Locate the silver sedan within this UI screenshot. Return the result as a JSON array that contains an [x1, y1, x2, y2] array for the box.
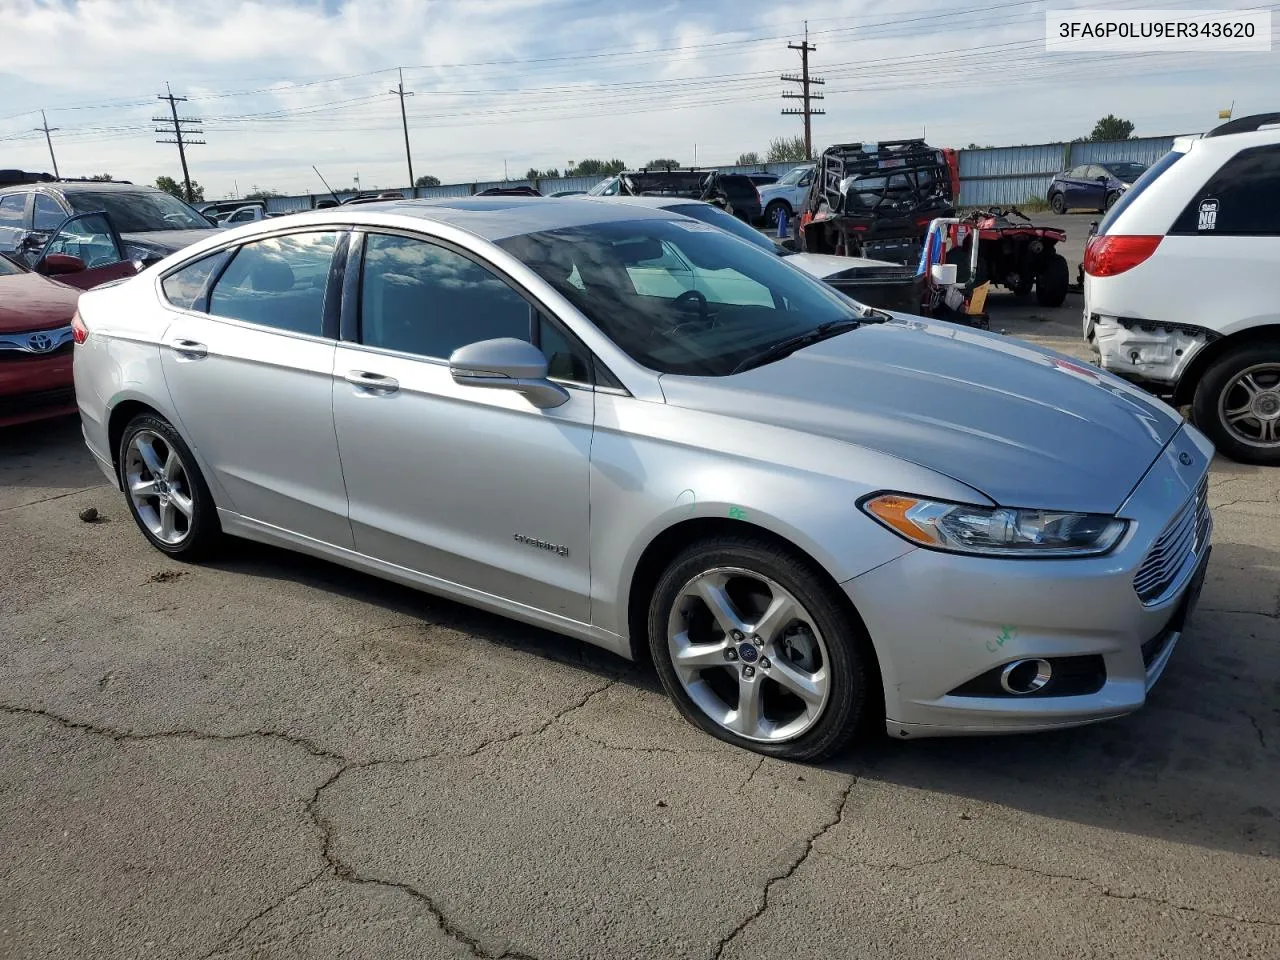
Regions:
[[72, 197, 1213, 760]]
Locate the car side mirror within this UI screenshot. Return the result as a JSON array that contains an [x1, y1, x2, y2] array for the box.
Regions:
[[449, 337, 570, 409], [930, 262, 958, 286], [39, 253, 87, 276]]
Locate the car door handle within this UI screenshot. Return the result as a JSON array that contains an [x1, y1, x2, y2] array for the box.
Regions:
[[345, 370, 399, 394], [169, 338, 207, 359]]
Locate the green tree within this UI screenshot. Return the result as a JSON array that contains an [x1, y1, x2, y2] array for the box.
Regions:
[[737, 151, 762, 166], [766, 135, 810, 163], [645, 157, 681, 170], [243, 186, 282, 200], [155, 175, 204, 203], [524, 167, 560, 179], [86, 173, 114, 181], [569, 158, 626, 176], [1089, 115, 1136, 141], [415, 174, 441, 188]]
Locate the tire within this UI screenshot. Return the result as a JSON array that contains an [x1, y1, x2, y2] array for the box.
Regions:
[[118, 413, 222, 560], [1035, 252, 1070, 307], [1191, 343, 1280, 465], [763, 200, 792, 229], [647, 535, 872, 761], [1104, 191, 1119, 212], [1049, 191, 1067, 214]]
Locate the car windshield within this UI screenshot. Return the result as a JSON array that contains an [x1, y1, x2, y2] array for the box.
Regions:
[[665, 202, 779, 254], [1106, 162, 1148, 183], [497, 217, 862, 377], [0, 252, 25, 275], [778, 166, 811, 186], [587, 177, 620, 197], [65, 191, 212, 232]]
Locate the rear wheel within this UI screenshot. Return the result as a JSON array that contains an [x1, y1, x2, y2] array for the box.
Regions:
[[1192, 344, 1280, 465], [1035, 252, 1070, 307], [763, 200, 792, 229], [119, 414, 222, 560], [648, 535, 872, 760], [1049, 191, 1067, 214], [1104, 191, 1120, 212]]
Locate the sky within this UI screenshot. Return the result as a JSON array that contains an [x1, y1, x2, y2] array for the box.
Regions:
[[1, 0, 1276, 200]]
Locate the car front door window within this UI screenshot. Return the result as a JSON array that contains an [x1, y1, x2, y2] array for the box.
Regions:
[[32, 194, 66, 233]]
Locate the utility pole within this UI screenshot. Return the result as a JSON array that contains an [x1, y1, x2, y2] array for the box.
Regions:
[[389, 68, 415, 195], [155, 83, 204, 202], [781, 22, 825, 158], [34, 110, 60, 179]]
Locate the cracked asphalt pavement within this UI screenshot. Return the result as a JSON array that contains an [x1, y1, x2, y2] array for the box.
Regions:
[[3, 301, 1278, 959]]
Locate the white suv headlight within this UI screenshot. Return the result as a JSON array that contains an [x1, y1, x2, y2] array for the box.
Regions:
[[861, 493, 1127, 557]]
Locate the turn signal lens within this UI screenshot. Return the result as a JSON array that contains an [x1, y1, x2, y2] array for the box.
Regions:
[[71, 311, 88, 344], [861, 493, 1127, 558], [1083, 235, 1161, 277]]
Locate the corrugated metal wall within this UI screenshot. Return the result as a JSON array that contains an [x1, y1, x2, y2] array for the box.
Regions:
[[957, 135, 1183, 207], [254, 135, 1189, 213]]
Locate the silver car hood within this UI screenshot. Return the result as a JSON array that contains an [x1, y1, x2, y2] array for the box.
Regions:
[[786, 252, 898, 279], [659, 317, 1182, 514]]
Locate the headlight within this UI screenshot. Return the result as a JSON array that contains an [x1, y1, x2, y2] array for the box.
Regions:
[[861, 493, 1127, 557]]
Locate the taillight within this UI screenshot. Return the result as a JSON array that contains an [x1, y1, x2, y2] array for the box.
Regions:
[[71, 310, 88, 344], [1083, 235, 1161, 277]]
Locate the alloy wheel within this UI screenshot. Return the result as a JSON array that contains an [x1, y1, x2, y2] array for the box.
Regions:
[[124, 429, 196, 545], [666, 567, 830, 743], [1218, 363, 1280, 449]]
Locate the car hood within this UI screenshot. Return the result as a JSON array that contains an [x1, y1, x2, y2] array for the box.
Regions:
[[121, 229, 220, 259], [758, 182, 794, 202], [786, 252, 915, 281], [0, 272, 80, 333], [659, 317, 1181, 514]]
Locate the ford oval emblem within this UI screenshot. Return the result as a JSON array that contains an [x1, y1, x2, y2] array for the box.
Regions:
[[1178, 451, 1193, 466]]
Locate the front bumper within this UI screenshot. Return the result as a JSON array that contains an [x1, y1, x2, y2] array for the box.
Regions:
[[0, 350, 76, 428], [843, 424, 1214, 738]]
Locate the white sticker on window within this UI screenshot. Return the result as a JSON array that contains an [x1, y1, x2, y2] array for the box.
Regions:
[[669, 220, 721, 232], [1197, 198, 1219, 231]]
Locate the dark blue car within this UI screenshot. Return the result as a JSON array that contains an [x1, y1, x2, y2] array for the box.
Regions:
[[1047, 161, 1148, 214]]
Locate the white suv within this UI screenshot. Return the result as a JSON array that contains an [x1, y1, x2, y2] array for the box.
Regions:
[[1084, 112, 1280, 464], [757, 164, 815, 227]]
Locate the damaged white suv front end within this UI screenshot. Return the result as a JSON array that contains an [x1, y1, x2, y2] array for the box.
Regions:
[[1083, 116, 1280, 465]]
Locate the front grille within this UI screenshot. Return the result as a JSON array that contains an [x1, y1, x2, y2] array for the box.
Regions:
[[0, 386, 76, 419], [0, 342, 72, 362], [1133, 475, 1210, 604]]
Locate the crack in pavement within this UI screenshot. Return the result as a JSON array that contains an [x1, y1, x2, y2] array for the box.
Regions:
[[1240, 709, 1267, 750], [199, 867, 331, 960], [1198, 607, 1279, 620], [736, 757, 766, 795], [711, 776, 856, 960], [0, 485, 106, 513], [810, 848, 1280, 929]]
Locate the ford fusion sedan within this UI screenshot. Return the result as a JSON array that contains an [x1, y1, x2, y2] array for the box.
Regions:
[[73, 197, 1212, 760]]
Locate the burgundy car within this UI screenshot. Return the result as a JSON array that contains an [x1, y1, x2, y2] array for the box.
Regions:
[[0, 213, 139, 427]]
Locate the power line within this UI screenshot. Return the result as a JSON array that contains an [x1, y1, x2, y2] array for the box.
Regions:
[[155, 83, 205, 203], [781, 22, 824, 157]]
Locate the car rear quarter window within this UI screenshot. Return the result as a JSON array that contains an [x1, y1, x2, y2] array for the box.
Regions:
[[162, 249, 233, 312], [208, 232, 340, 335], [33, 194, 66, 231], [358, 233, 533, 359], [1169, 144, 1280, 237], [0, 193, 26, 227]]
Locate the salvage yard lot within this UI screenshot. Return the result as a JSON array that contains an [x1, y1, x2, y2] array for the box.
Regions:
[[2, 275, 1278, 959]]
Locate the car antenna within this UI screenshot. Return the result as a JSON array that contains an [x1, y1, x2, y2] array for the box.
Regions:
[[312, 165, 341, 204]]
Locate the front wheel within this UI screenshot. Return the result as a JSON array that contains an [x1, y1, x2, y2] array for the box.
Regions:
[[764, 200, 792, 229], [1192, 344, 1280, 465], [119, 414, 222, 559], [648, 536, 872, 760], [1049, 191, 1067, 214], [1104, 191, 1120, 212]]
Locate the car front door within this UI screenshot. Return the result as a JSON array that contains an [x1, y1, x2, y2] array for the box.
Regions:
[[33, 212, 139, 289], [158, 228, 354, 548], [331, 230, 594, 621]]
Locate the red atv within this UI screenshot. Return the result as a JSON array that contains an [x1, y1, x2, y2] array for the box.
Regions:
[[938, 207, 1071, 308]]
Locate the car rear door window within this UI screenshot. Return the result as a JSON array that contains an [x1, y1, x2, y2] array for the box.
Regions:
[[208, 231, 340, 335], [162, 249, 233, 311], [33, 194, 66, 232], [0, 194, 26, 227], [1169, 144, 1280, 236], [358, 233, 533, 359]]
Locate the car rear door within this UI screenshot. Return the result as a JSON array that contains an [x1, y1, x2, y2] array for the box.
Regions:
[[330, 229, 595, 621], [158, 228, 355, 548], [0, 193, 29, 257]]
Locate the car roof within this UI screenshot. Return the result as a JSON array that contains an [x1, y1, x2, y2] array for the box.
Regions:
[[270, 195, 689, 241], [0, 180, 160, 196]]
